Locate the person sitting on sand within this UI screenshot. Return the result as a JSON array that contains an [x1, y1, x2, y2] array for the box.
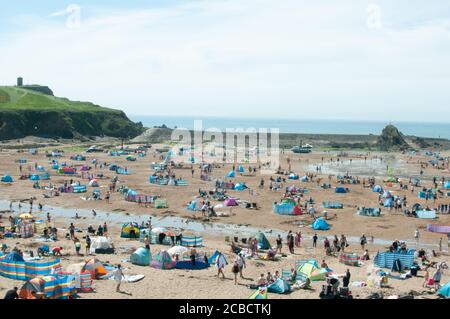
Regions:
[[361, 250, 370, 260], [257, 274, 266, 286], [290, 268, 297, 282], [321, 260, 328, 269], [267, 248, 276, 260], [266, 272, 274, 284], [51, 246, 63, 256], [274, 271, 281, 280]]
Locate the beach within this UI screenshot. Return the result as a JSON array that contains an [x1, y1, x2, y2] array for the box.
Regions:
[[0, 143, 449, 299]]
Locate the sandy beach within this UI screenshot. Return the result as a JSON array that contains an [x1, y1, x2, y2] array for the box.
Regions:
[[0, 143, 449, 299]]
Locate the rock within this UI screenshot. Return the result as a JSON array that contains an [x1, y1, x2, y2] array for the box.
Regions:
[[377, 125, 410, 151]]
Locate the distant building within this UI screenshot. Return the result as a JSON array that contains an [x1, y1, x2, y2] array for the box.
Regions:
[[15, 76, 54, 96]]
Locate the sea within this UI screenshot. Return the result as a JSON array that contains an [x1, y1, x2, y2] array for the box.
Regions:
[[129, 115, 450, 140]]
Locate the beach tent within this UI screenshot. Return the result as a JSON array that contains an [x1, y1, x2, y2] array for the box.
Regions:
[[296, 260, 329, 281], [288, 174, 299, 180], [130, 248, 151, 266], [150, 251, 176, 270], [66, 260, 106, 279], [273, 203, 295, 215], [89, 237, 114, 254], [88, 179, 99, 187], [1, 175, 13, 183], [224, 198, 238, 207], [311, 218, 330, 230], [384, 198, 394, 207], [300, 176, 309, 182], [382, 191, 392, 199], [167, 246, 188, 257], [438, 282, 450, 298], [335, 187, 348, 194], [249, 287, 268, 299], [226, 171, 235, 178], [234, 183, 247, 191], [38, 172, 50, 180], [19, 275, 76, 299], [19, 277, 46, 299], [187, 200, 201, 211], [416, 210, 437, 219], [372, 185, 383, 193], [121, 222, 140, 238], [82, 259, 107, 279], [282, 198, 296, 206], [444, 181, 450, 189], [29, 174, 40, 181], [267, 278, 291, 294], [255, 232, 271, 250], [385, 177, 397, 183], [238, 165, 245, 173], [175, 260, 209, 270], [426, 225, 450, 234]]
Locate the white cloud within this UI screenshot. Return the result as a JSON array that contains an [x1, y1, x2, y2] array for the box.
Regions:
[[1, 0, 450, 122]]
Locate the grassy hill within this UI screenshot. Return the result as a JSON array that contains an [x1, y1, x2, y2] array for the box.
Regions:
[[0, 86, 144, 140]]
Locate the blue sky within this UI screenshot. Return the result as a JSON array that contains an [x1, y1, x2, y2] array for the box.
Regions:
[[1, 0, 450, 122]]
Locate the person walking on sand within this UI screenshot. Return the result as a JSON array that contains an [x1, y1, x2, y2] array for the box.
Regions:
[[276, 235, 282, 254], [235, 253, 246, 279], [343, 269, 351, 288], [295, 232, 302, 248], [215, 252, 226, 279], [85, 235, 91, 256], [69, 223, 75, 240], [114, 264, 126, 292], [313, 233, 318, 248], [232, 261, 239, 285], [414, 228, 420, 248], [360, 234, 367, 251], [423, 268, 430, 288], [288, 232, 295, 254], [74, 238, 81, 256]]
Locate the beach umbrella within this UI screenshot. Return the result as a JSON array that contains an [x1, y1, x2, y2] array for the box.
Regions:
[[151, 227, 166, 234], [167, 246, 188, 257], [19, 213, 34, 219]]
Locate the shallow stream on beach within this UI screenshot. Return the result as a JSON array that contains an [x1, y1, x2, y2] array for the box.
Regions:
[[0, 200, 438, 249]]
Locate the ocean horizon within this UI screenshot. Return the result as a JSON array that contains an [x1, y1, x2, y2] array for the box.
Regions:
[[130, 115, 450, 140]]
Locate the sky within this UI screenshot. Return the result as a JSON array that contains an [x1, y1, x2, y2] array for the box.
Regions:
[[0, 0, 450, 122]]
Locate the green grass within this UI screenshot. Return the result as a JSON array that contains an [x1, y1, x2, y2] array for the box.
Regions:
[[0, 86, 122, 114]]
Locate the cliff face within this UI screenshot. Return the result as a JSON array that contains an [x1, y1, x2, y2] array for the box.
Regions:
[[0, 86, 144, 140]]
